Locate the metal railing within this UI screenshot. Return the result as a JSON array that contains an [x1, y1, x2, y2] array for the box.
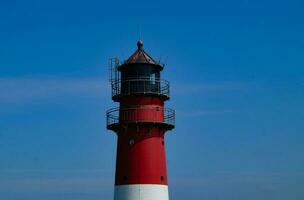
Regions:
[[111, 78, 170, 99], [106, 107, 175, 128]]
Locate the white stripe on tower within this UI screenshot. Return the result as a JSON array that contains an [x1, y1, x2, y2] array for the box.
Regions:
[[114, 184, 169, 200]]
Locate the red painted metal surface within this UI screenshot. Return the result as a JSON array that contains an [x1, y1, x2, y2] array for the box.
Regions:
[[115, 96, 168, 185], [115, 127, 168, 185], [120, 96, 164, 106], [119, 106, 164, 123]]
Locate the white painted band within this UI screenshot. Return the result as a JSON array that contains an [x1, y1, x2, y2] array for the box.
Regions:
[[114, 184, 169, 200]]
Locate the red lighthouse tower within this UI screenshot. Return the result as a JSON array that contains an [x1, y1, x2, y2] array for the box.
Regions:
[[107, 40, 175, 200]]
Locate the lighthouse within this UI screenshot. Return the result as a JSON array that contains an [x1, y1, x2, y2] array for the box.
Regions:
[[106, 40, 175, 200]]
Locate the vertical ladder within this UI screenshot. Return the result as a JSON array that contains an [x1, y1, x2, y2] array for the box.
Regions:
[[108, 58, 120, 97]]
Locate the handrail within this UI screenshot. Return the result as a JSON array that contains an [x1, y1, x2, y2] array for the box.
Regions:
[[111, 78, 170, 99], [106, 107, 175, 128]]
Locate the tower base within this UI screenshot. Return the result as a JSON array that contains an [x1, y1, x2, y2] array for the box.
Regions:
[[114, 184, 169, 200]]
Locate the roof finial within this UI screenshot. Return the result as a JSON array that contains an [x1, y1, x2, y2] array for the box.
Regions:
[[137, 40, 143, 50]]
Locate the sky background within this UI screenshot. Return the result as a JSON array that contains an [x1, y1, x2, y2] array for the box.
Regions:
[[0, 0, 304, 199]]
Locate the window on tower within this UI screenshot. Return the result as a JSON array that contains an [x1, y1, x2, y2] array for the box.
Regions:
[[150, 73, 156, 84]]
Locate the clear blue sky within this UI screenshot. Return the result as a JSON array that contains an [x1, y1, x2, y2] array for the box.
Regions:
[[0, 0, 304, 199]]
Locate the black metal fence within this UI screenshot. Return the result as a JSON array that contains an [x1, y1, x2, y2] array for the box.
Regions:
[[106, 107, 175, 128], [111, 78, 170, 99]]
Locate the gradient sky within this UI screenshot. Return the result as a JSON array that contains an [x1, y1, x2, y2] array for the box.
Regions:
[[1, 0, 304, 199]]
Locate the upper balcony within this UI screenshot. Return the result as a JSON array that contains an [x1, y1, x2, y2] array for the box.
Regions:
[[111, 78, 170, 101]]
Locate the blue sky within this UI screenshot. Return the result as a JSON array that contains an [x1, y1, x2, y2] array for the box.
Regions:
[[0, 0, 304, 199]]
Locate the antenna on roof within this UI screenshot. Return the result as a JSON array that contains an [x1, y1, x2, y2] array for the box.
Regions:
[[138, 25, 142, 41], [137, 25, 144, 50]]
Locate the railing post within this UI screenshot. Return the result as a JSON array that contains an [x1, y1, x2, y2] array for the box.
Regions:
[[128, 80, 130, 95]]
